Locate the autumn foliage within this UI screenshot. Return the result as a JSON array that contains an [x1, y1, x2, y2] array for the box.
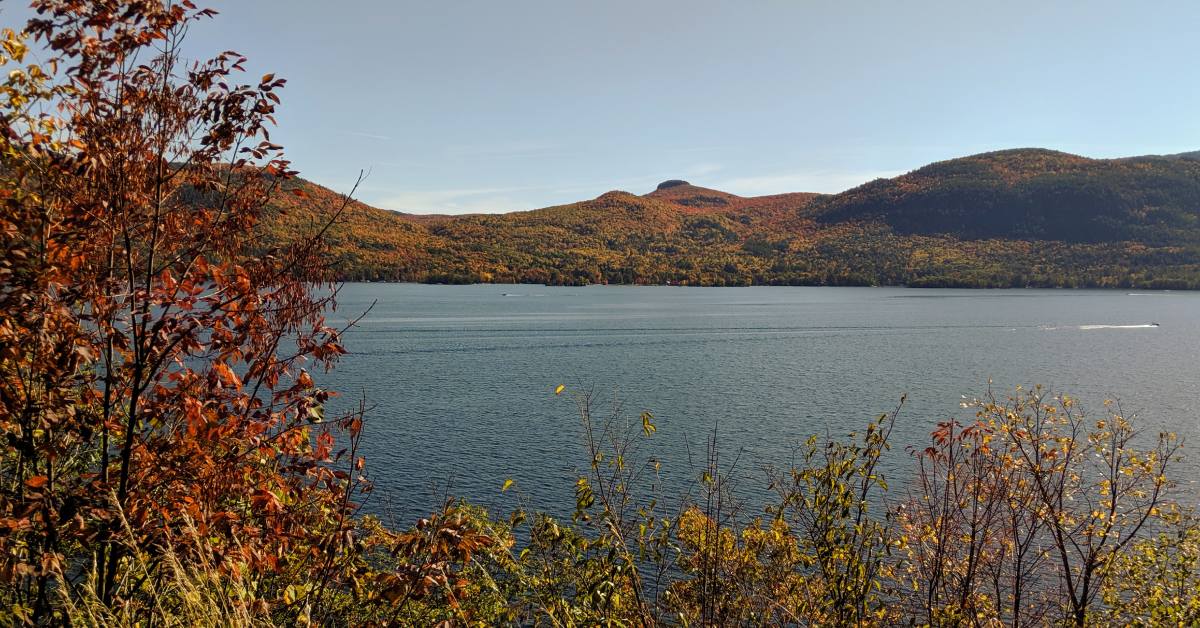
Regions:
[[255, 158, 1200, 289], [2, 2, 1197, 627], [0, 1, 367, 623]]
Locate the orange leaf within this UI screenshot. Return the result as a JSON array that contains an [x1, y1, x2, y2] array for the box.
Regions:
[[213, 362, 242, 390]]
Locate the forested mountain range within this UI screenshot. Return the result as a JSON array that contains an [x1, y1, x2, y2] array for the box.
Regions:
[[260, 148, 1200, 288]]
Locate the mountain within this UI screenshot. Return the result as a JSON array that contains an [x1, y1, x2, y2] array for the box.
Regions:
[[810, 149, 1200, 244], [258, 149, 1200, 289], [1165, 150, 1200, 161]]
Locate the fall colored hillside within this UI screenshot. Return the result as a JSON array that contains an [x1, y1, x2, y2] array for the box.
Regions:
[[258, 149, 1200, 288], [811, 149, 1200, 244]]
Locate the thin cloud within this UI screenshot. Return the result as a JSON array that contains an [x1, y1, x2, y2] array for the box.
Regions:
[[717, 170, 903, 196], [371, 175, 668, 214], [323, 167, 902, 215], [374, 184, 556, 214], [685, 163, 723, 176], [442, 140, 559, 159], [349, 131, 392, 141], [660, 145, 732, 155]]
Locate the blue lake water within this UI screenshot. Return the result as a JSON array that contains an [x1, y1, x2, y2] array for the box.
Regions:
[[323, 284, 1200, 525]]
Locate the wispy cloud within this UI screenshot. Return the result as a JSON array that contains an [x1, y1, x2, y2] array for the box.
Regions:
[[660, 145, 733, 155], [442, 140, 559, 159], [370, 174, 674, 214], [349, 131, 392, 141], [353, 161, 910, 215], [684, 162, 723, 176], [322, 165, 906, 215], [374, 184, 555, 214], [716, 169, 904, 196]]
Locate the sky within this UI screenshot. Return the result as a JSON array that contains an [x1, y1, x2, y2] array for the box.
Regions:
[[4, 1, 1200, 214]]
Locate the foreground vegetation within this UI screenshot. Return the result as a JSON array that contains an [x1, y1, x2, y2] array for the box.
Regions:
[[3, 2, 1198, 626]]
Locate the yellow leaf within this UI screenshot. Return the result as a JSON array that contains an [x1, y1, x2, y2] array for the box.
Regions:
[[502, 478, 513, 492], [641, 411, 656, 436], [554, 384, 565, 395]]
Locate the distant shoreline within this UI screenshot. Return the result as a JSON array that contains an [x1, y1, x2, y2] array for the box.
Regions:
[[337, 280, 1191, 292]]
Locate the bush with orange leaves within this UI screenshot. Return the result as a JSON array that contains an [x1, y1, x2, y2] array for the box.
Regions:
[[0, 2, 367, 624]]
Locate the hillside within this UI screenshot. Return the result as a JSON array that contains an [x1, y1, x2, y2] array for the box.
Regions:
[[810, 149, 1200, 244], [258, 149, 1200, 289]]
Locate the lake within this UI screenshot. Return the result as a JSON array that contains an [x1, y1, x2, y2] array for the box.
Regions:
[[324, 284, 1200, 525]]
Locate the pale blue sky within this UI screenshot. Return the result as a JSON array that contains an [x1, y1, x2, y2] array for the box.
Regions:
[[5, 1, 1200, 213]]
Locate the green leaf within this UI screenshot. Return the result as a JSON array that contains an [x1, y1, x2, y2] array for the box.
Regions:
[[575, 477, 595, 513]]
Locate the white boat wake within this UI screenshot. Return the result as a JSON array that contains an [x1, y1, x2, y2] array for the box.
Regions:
[[1078, 323, 1159, 330], [1041, 323, 1160, 330]]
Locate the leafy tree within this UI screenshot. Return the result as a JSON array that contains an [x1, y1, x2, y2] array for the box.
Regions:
[[898, 388, 1180, 626], [0, 2, 367, 623]]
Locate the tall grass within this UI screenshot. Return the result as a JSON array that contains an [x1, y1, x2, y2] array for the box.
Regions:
[[56, 510, 272, 627]]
